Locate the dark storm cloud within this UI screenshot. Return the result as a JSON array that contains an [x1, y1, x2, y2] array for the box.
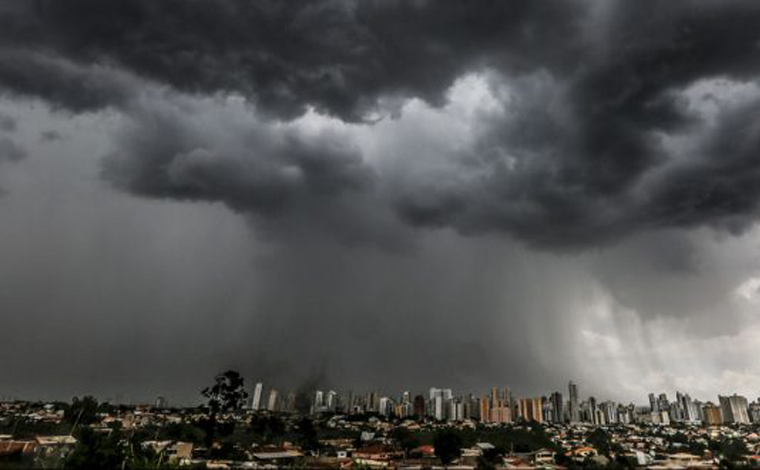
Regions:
[[2, 0, 760, 250], [0, 49, 135, 111], [0, 0, 579, 120], [98, 95, 390, 251], [393, 0, 760, 249]]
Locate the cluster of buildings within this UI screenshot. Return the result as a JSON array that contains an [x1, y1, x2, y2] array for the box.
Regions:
[[5, 380, 760, 468], [249, 379, 760, 427]]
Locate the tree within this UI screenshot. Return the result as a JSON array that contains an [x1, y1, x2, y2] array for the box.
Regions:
[[202, 370, 249, 414], [711, 437, 748, 465], [433, 428, 463, 465], [200, 370, 248, 447], [587, 428, 612, 457], [64, 426, 125, 469], [65, 425, 171, 469], [477, 447, 503, 469], [295, 418, 320, 452], [64, 396, 99, 427], [248, 415, 286, 445], [390, 427, 420, 458]]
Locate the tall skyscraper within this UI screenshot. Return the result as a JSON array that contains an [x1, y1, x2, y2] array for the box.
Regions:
[[568, 381, 579, 423], [648, 393, 658, 412], [413, 395, 426, 417], [550, 391, 564, 423], [251, 382, 264, 410], [703, 402, 723, 425], [588, 396, 598, 424], [429, 388, 453, 421], [267, 389, 279, 412], [479, 388, 511, 423], [719, 394, 750, 424], [518, 397, 544, 423]]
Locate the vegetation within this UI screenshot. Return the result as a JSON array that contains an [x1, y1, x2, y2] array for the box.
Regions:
[[199, 370, 248, 447], [389, 427, 420, 457], [64, 425, 170, 469], [64, 396, 100, 427], [433, 427, 463, 465]]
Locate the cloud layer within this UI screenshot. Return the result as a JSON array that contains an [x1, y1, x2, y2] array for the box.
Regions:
[[1, 0, 760, 402]]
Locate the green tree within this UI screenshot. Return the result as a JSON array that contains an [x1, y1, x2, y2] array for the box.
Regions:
[[586, 428, 612, 457], [390, 427, 420, 457], [295, 418, 320, 452], [64, 426, 125, 469], [433, 428, 463, 465], [64, 396, 99, 427], [710, 437, 748, 466], [200, 370, 248, 447], [248, 415, 286, 445]]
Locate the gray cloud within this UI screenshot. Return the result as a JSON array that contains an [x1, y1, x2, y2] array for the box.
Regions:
[[0, 136, 25, 162], [3, 0, 760, 402], [40, 130, 63, 142], [2, 0, 760, 250], [0, 113, 15, 132]]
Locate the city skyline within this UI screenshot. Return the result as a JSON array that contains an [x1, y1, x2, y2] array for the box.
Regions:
[[5, 376, 758, 418]]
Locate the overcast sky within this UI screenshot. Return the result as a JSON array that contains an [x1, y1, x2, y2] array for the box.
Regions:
[[2, 0, 760, 405]]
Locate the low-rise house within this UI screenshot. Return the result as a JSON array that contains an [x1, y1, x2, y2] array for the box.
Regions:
[[251, 448, 304, 466], [142, 440, 194, 462], [353, 445, 404, 461]]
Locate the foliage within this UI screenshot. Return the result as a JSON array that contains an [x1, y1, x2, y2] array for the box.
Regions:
[[295, 418, 320, 452], [202, 370, 248, 415], [64, 396, 100, 426], [477, 447, 503, 469], [390, 427, 420, 455], [64, 425, 175, 469], [64, 426, 125, 469], [200, 370, 248, 447], [433, 428, 463, 465], [159, 421, 207, 446], [248, 414, 286, 444], [586, 428, 612, 456], [709, 437, 748, 465]]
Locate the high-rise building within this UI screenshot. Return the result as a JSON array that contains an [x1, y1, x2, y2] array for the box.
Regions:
[[429, 388, 453, 421], [719, 394, 750, 424], [649, 393, 658, 412], [448, 399, 464, 422], [703, 402, 723, 425], [749, 402, 760, 423], [378, 397, 393, 417], [568, 381, 580, 423], [550, 392, 564, 423], [588, 397, 598, 424], [251, 382, 264, 410], [413, 395, 426, 418], [343, 390, 355, 414], [479, 388, 511, 423], [517, 397, 543, 423], [657, 393, 669, 413], [366, 391, 379, 413], [600, 401, 617, 425], [267, 389, 279, 412]]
